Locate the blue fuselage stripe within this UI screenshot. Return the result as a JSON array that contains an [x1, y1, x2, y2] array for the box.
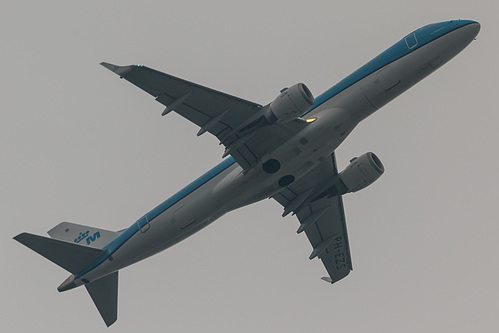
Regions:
[[74, 156, 236, 279], [304, 20, 476, 115]]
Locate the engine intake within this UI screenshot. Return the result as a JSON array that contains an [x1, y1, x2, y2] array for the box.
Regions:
[[339, 152, 384, 193], [265, 83, 314, 123]]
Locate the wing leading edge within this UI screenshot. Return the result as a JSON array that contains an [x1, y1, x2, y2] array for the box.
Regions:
[[101, 63, 308, 169], [273, 153, 353, 284]]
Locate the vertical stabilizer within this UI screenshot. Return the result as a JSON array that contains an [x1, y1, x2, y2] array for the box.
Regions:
[[85, 272, 119, 327], [48, 222, 121, 249]]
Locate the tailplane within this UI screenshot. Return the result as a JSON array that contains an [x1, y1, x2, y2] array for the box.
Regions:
[[14, 231, 120, 327], [86, 272, 119, 327], [14, 233, 106, 274]]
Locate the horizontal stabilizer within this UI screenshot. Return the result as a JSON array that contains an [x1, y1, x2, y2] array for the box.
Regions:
[[86, 272, 119, 327], [48, 222, 120, 249], [14, 233, 106, 274]]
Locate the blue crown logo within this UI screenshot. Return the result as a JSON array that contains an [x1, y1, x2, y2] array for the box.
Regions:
[[74, 230, 90, 244], [74, 230, 101, 245]]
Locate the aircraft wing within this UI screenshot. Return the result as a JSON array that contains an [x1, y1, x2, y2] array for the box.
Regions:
[[101, 63, 307, 169], [273, 153, 353, 284]]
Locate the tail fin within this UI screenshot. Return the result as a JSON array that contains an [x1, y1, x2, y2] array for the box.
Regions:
[[48, 222, 120, 249], [86, 272, 119, 327], [14, 233, 106, 274]]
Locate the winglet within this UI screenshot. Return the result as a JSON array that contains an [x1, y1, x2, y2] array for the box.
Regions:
[[100, 62, 136, 77], [321, 277, 333, 284]]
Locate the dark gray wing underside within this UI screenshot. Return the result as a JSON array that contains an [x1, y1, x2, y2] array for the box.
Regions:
[[273, 153, 353, 283], [101, 63, 308, 169]]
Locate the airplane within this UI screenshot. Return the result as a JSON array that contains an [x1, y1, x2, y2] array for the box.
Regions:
[[14, 20, 480, 327]]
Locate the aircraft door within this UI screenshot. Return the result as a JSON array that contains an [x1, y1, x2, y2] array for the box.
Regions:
[[137, 215, 150, 233], [405, 33, 418, 49]]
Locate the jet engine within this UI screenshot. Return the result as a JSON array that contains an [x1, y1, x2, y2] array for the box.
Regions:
[[339, 152, 384, 193], [264, 83, 315, 123]]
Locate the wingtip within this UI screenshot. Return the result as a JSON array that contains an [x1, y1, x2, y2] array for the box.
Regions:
[[13, 232, 29, 242], [100, 62, 115, 70], [105, 316, 118, 327], [100, 62, 136, 76], [321, 277, 333, 284]]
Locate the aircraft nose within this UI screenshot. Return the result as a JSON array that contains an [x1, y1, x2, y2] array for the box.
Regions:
[[465, 21, 480, 39], [446, 20, 481, 52], [459, 21, 481, 47]]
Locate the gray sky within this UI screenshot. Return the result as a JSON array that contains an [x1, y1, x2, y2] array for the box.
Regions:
[[2, 1, 498, 332]]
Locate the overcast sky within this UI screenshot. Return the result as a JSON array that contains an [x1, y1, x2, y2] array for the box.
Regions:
[[2, 1, 498, 332]]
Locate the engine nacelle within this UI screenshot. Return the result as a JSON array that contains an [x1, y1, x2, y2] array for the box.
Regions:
[[339, 152, 385, 193], [264, 83, 314, 123]]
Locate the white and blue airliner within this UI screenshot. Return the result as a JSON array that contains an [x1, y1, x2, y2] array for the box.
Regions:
[[15, 20, 480, 326]]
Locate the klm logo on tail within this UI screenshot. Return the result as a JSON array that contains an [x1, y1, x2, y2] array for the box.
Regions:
[[74, 230, 101, 245]]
